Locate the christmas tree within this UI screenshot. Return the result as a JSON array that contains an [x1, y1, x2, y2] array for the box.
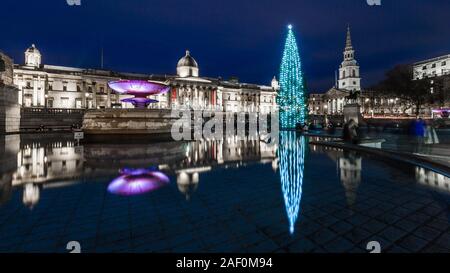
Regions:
[[277, 25, 307, 129]]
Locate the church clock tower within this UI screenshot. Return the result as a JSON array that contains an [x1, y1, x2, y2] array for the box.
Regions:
[[338, 26, 361, 91]]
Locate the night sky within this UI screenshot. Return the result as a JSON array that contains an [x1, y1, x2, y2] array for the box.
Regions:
[[2, 0, 449, 92]]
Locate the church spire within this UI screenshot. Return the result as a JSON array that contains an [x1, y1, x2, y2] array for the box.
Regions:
[[345, 25, 353, 49], [338, 25, 361, 91]]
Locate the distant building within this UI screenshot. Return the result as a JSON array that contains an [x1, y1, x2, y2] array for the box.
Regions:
[[308, 93, 325, 115], [413, 54, 450, 80], [413, 54, 450, 116], [308, 27, 447, 119], [11, 45, 278, 113], [309, 26, 361, 116]]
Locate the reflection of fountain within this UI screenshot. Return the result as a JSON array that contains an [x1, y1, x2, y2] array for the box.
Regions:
[[107, 168, 170, 196], [338, 151, 362, 208], [278, 131, 306, 234], [108, 80, 170, 108]]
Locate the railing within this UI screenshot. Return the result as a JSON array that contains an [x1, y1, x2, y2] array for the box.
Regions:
[[21, 107, 86, 115]]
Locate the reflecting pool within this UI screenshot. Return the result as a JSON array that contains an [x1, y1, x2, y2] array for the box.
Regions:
[[0, 133, 449, 253]]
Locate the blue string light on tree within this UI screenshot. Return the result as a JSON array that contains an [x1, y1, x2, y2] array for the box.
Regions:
[[277, 25, 308, 129]]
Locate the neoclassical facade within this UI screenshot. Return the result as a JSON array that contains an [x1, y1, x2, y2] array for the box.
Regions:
[[12, 46, 278, 114]]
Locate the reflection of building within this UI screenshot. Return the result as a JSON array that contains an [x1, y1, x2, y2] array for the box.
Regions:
[[173, 135, 277, 199], [13, 141, 84, 185], [338, 151, 362, 207], [278, 132, 305, 234], [416, 167, 450, 193], [22, 183, 40, 208], [11, 45, 277, 113], [2, 133, 278, 207], [176, 169, 201, 200], [0, 135, 20, 206]]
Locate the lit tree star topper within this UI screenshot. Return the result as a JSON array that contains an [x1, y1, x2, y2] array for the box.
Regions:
[[277, 24, 308, 129]]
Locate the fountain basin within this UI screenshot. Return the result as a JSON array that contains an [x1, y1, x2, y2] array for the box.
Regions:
[[108, 80, 170, 108]]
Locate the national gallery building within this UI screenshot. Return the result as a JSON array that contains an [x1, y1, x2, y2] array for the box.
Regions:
[[11, 45, 278, 114]]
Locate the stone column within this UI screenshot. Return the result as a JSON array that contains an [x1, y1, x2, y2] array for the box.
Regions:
[[82, 80, 87, 108], [107, 85, 111, 108], [343, 103, 362, 125]]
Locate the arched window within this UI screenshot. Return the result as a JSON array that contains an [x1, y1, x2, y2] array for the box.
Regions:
[[352, 70, 356, 77]]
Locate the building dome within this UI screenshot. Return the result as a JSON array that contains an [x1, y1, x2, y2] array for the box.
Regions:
[[177, 50, 198, 68], [176, 50, 199, 77]]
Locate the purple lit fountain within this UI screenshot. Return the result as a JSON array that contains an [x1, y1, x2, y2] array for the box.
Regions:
[[108, 80, 170, 108], [108, 168, 170, 196]]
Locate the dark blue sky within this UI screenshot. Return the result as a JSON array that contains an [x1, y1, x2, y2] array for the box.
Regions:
[[2, 0, 449, 92]]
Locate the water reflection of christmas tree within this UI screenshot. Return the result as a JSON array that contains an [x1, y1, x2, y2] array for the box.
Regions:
[[278, 132, 306, 234]]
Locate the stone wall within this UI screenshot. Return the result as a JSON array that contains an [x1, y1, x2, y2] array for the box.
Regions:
[[20, 108, 84, 131], [82, 108, 177, 135], [0, 84, 21, 134], [0, 51, 21, 134], [0, 51, 14, 86]]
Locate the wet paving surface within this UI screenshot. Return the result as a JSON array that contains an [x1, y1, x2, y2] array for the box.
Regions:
[[0, 132, 449, 253]]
